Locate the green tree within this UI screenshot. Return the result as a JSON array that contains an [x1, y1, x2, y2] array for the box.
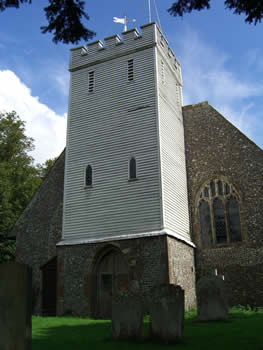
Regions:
[[0, 235, 16, 263], [36, 156, 58, 179], [0, 111, 42, 262], [168, 0, 263, 24], [0, 111, 42, 236]]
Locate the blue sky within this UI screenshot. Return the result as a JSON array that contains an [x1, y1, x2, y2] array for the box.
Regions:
[[0, 0, 262, 163]]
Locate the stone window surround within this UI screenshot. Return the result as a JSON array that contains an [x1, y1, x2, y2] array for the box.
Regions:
[[195, 177, 243, 248]]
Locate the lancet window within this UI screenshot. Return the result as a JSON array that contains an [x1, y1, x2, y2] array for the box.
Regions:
[[85, 165, 92, 187], [197, 179, 242, 247], [129, 157, 137, 180]]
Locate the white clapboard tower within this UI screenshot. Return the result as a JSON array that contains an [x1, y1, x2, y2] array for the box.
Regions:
[[60, 23, 191, 247]]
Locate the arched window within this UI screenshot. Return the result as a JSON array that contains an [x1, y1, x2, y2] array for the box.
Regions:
[[85, 165, 92, 187], [129, 157, 137, 180], [197, 179, 242, 247]]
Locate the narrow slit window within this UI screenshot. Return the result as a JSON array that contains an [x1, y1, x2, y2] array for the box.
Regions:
[[85, 165, 92, 187], [127, 59, 134, 81], [129, 157, 136, 179], [88, 71, 95, 93]]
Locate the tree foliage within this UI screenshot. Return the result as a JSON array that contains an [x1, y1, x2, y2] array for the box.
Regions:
[[36, 156, 58, 178], [0, 111, 55, 262], [168, 0, 263, 24], [0, 235, 16, 263], [0, 111, 42, 236]]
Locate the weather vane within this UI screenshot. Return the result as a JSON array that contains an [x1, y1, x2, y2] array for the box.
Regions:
[[113, 16, 136, 32], [113, 1, 162, 32]]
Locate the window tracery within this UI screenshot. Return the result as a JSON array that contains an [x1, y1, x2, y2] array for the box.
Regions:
[[197, 179, 242, 247]]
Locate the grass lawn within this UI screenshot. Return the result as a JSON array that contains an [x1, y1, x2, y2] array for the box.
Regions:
[[32, 307, 263, 350]]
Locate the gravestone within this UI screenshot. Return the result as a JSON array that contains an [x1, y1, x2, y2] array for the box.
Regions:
[[149, 284, 184, 343], [196, 276, 228, 321], [0, 262, 32, 350], [111, 293, 143, 339]]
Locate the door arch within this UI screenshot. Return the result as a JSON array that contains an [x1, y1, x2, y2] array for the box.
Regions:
[[91, 246, 129, 318]]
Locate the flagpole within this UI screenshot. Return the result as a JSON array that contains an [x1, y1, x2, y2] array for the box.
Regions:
[[148, 0, 151, 23]]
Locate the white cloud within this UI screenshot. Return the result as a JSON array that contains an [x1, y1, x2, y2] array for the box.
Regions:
[[0, 70, 67, 164], [170, 28, 263, 145]]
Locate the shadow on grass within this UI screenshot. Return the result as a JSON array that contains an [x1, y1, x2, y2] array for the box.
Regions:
[[32, 312, 263, 350]]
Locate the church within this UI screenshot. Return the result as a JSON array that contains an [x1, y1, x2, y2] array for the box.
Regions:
[[9, 23, 263, 317]]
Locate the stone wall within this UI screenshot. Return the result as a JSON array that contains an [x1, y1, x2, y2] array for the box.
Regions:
[[11, 150, 65, 314], [183, 102, 263, 306], [57, 235, 169, 317], [167, 237, 196, 310]]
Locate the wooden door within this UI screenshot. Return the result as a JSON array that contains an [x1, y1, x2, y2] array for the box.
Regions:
[[41, 257, 57, 316], [97, 250, 128, 318]]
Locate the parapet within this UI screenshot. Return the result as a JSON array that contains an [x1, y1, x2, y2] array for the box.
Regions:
[[69, 22, 180, 73]]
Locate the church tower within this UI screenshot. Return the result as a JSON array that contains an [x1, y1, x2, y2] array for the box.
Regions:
[[58, 23, 196, 317]]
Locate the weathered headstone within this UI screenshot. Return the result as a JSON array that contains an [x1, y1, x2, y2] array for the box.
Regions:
[[111, 293, 143, 339], [196, 276, 228, 321], [0, 262, 32, 350], [149, 284, 184, 343]]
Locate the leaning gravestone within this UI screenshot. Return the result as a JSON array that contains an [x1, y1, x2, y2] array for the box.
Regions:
[[149, 284, 184, 343], [0, 262, 32, 350], [112, 293, 143, 339], [196, 276, 228, 321]]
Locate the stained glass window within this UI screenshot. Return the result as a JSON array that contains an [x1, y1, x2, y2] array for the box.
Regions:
[[197, 179, 241, 247]]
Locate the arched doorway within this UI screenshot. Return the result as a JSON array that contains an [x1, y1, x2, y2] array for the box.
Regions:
[[92, 247, 129, 318]]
